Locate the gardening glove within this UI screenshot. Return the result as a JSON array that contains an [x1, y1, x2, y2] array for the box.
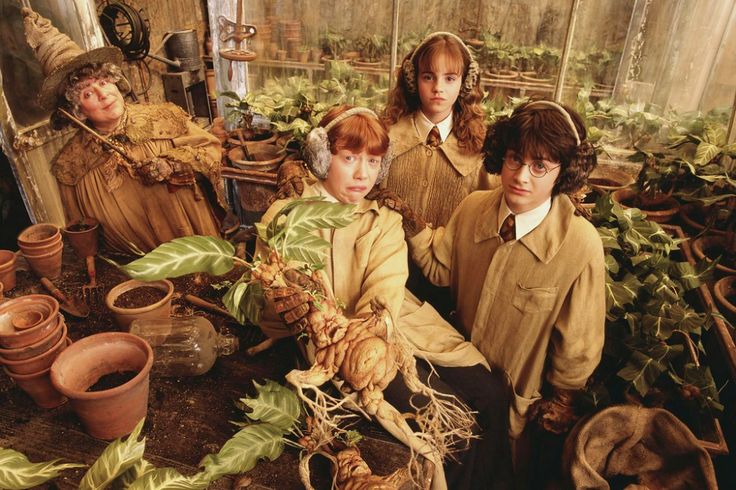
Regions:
[[136, 157, 173, 184], [365, 188, 427, 237], [264, 268, 326, 333], [527, 387, 580, 435], [272, 159, 309, 202]]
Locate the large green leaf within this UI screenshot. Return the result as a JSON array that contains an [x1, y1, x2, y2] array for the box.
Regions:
[[127, 468, 210, 490], [240, 281, 264, 325], [241, 380, 301, 432], [281, 233, 333, 265], [223, 279, 250, 325], [79, 419, 146, 490], [121, 236, 235, 281], [112, 459, 154, 489], [199, 424, 284, 481], [283, 200, 356, 236], [693, 142, 720, 166], [0, 449, 85, 490]]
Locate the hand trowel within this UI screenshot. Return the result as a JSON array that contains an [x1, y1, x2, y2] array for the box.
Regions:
[[40, 277, 90, 318]]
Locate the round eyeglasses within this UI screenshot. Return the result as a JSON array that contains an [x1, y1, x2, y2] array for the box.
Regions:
[[503, 157, 561, 178]]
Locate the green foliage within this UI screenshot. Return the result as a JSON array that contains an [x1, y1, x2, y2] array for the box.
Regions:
[[200, 380, 300, 481], [0, 448, 85, 489], [120, 236, 235, 281], [588, 195, 720, 415], [126, 468, 209, 490], [79, 419, 147, 490]]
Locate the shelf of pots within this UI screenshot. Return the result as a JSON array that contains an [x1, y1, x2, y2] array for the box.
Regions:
[[584, 196, 729, 456]]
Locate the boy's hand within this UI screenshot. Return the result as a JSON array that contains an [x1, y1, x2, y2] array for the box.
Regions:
[[366, 188, 427, 237], [528, 387, 580, 434]]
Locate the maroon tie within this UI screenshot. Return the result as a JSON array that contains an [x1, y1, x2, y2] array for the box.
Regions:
[[426, 126, 441, 147], [499, 214, 516, 242]]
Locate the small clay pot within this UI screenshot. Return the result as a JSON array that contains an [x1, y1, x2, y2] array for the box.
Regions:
[[64, 218, 100, 258], [714, 275, 736, 324], [611, 188, 680, 224], [588, 167, 635, 193], [105, 279, 174, 329], [0, 316, 65, 361], [0, 295, 60, 349], [0, 250, 18, 291], [228, 143, 286, 172], [4, 365, 67, 409], [17, 223, 61, 249], [2, 332, 70, 375], [691, 235, 736, 275], [51, 332, 153, 439], [22, 241, 64, 279]]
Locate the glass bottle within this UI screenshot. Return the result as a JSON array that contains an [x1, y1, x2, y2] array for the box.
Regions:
[[129, 316, 238, 376]]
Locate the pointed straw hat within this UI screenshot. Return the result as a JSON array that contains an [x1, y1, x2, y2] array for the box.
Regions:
[[22, 7, 127, 110]]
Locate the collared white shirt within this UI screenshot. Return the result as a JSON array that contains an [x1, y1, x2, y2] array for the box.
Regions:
[[314, 181, 339, 203], [498, 196, 552, 240], [415, 110, 453, 144]]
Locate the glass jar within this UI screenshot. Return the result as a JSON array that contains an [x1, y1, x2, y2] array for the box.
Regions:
[[129, 316, 238, 376]]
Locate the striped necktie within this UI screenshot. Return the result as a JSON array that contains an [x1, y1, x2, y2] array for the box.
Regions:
[[499, 214, 516, 242], [426, 126, 441, 147]]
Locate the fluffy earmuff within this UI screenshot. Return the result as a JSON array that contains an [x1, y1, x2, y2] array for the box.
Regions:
[[303, 107, 394, 184]]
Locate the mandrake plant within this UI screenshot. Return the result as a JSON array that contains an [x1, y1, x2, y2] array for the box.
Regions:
[[117, 197, 475, 489]]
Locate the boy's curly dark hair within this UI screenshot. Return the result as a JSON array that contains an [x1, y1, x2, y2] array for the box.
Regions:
[[482, 100, 596, 195]]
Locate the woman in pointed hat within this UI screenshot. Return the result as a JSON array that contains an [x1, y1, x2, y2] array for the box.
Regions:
[[23, 7, 229, 254]]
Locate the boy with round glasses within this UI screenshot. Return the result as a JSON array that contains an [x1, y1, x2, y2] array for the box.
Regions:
[[373, 100, 605, 484]]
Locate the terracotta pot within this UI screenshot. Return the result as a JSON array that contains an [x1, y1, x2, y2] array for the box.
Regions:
[[2, 332, 70, 375], [0, 315, 65, 361], [50, 332, 153, 439], [691, 235, 736, 275], [22, 241, 63, 279], [4, 365, 67, 408], [17, 223, 61, 249], [588, 167, 636, 193], [714, 275, 736, 324], [106, 279, 174, 329], [0, 250, 18, 291], [0, 295, 60, 349], [64, 218, 99, 258], [679, 203, 728, 236], [18, 233, 62, 257], [611, 188, 680, 223], [228, 143, 286, 172]]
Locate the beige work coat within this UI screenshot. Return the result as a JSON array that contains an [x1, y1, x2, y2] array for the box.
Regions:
[[257, 183, 488, 368], [409, 188, 605, 437], [53, 102, 223, 254], [383, 114, 499, 227]]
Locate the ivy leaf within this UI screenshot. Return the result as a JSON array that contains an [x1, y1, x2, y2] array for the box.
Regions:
[[121, 236, 235, 281], [617, 350, 667, 397], [641, 314, 676, 340], [79, 419, 146, 490], [199, 424, 285, 481], [0, 449, 85, 490], [127, 468, 210, 490], [240, 380, 301, 432], [693, 142, 720, 166]]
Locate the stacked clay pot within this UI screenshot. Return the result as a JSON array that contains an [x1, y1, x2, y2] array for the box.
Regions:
[[0, 250, 18, 291], [0, 295, 69, 408], [17, 224, 63, 279]]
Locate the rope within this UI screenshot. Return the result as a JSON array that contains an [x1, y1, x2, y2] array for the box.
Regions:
[[99, 1, 150, 61]]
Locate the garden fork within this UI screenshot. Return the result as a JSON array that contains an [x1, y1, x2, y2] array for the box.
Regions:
[[81, 255, 103, 303]]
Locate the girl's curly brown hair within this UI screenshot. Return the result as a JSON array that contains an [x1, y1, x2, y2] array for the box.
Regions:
[[382, 34, 485, 153], [482, 100, 597, 195]]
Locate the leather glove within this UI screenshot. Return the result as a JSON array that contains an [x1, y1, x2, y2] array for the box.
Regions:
[[264, 268, 326, 333], [527, 387, 580, 434], [365, 188, 427, 237], [273, 159, 309, 202], [136, 157, 173, 184]]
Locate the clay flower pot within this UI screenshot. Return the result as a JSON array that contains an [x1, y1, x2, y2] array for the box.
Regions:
[[0, 317, 65, 361], [588, 166, 636, 193], [64, 218, 100, 258], [0, 295, 60, 349], [228, 143, 286, 172], [2, 332, 70, 375], [22, 241, 64, 280], [4, 365, 67, 408], [0, 250, 18, 291], [17, 223, 61, 250], [691, 235, 736, 275], [50, 332, 153, 439], [611, 188, 680, 224], [105, 279, 174, 329], [714, 275, 736, 325]]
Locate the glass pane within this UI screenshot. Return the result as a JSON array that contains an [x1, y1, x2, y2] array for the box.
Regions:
[[0, 0, 99, 127]]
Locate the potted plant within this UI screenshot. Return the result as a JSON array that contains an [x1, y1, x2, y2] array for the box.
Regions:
[[105, 279, 174, 329], [320, 31, 348, 61], [63, 217, 99, 258], [219, 91, 277, 146], [354, 34, 388, 67], [583, 196, 724, 450]]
